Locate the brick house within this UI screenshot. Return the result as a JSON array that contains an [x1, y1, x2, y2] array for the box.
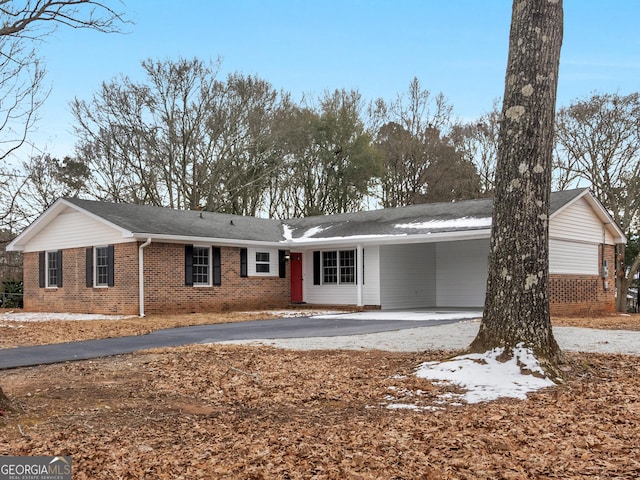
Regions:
[[7, 188, 626, 316]]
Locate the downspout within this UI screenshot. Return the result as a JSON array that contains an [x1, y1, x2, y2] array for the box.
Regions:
[[357, 244, 364, 307], [139, 238, 152, 317]]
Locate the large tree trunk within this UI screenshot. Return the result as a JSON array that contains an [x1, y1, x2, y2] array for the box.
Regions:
[[470, 0, 564, 370]]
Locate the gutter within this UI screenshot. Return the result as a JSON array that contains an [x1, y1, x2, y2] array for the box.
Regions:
[[138, 238, 152, 317]]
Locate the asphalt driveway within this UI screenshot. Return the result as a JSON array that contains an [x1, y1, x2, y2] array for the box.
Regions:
[[0, 312, 479, 370]]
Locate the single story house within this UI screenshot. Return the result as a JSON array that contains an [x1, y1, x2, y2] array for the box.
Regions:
[[7, 188, 626, 317]]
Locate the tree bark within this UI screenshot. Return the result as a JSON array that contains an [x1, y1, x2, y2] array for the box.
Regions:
[[470, 0, 564, 370], [0, 386, 14, 413]]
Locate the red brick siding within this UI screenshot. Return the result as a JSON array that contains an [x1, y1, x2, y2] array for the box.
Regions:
[[23, 243, 139, 315], [549, 244, 616, 316], [24, 242, 290, 315], [142, 243, 290, 314]]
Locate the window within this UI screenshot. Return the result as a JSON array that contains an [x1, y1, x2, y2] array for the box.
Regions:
[[339, 250, 356, 284], [255, 252, 270, 273], [95, 247, 109, 286], [39, 250, 62, 288], [86, 246, 114, 288], [315, 250, 356, 285], [47, 251, 60, 287], [185, 245, 221, 286], [322, 251, 338, 284], [192, 246, 210, 285]]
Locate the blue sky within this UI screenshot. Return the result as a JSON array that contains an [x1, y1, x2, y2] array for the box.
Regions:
[[25, 0, 640, 160]]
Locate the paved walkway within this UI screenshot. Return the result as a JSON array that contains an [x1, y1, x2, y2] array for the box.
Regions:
[[0, 315, 470, 370]]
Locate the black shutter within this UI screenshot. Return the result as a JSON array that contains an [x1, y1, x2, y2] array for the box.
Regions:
[[56, 250, 63, 287], [185, 245, 193, 286], [86, 248, 93, 287], [107, 245, 115, 287], [278, 250, 286, 278], [38, 251, 45, 288], [240, 248, 248, 278], [213, 247, 221, 285], [313, 251, 321, 285]]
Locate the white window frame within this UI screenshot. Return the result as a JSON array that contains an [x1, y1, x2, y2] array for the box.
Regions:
[[249, 248, 277, 277], [94, 246, 110, 288], [255, 251, 271, 274], [46, 250, 59, 288], [192, 245, 212, 286]]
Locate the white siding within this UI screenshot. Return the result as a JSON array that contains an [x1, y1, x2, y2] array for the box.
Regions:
[[549, 239, 598, 275], [551, 197, 612, 244], [362, 246, 381, 306], [380, 244, 436, 309], [301, 247, 374, 306], [435, 239, 489, 307], [23, 209, 132, 252]]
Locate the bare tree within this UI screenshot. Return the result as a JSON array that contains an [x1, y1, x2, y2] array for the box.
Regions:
[[554, 92, 640, 310], [470, 0, 564, 373], [449, 99, 501, 195], [0, 0, 127, 410], [0, 1, 126, 160]]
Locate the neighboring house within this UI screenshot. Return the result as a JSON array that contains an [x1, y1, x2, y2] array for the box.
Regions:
[[6, 188, 626, 317]]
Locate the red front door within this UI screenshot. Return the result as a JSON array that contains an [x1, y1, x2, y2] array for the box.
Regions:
[[290, 252, 303, 303]]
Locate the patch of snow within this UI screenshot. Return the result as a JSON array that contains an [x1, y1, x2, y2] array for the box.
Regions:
[[282, 224, 293, 241], [289, 232, 408, 245], [415, 344, 555, 404], [395, 217, 491, 230], [301, 225, 329, 239], [0, 312, 135, 322]]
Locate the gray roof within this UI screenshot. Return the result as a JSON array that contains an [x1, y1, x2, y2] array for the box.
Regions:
[[64, 188, 589, 243], [64, 198, 285, 242], [284, 188, 588, 239]]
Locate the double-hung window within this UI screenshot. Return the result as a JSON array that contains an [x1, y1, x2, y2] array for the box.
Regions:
[[95, 246, 109, 287], [185, 245, 221, 286], [255, 252, 270, 273], [86, 245, 114, 288], [39, 250, 62, 288], [47, 251, 58, 287], [339, 250, 356, 284], [192, 246, 211, 286]]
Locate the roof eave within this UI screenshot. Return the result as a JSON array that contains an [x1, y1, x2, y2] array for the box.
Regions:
[[287, 229, 492, 248], [6, 198, 135, 252], [130, 233, 285, 248]]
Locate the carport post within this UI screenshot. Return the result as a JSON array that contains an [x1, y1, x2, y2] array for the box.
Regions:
[[357, 244, 364, 307]]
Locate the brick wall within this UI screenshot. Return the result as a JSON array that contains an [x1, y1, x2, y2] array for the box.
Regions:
[[24, 242, 291, 315], [142, 242, 290, 314], [549, 244, 616, 316], [23, 243, 139, 315]]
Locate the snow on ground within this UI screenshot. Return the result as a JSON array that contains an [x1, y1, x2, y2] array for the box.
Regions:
[[413, 344, 556, 404]]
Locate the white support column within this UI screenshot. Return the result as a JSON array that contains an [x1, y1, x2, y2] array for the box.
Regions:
[[357, 244, 364, 307]]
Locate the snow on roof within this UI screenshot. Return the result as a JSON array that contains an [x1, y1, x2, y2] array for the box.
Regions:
[[395, 217, 492, 230]]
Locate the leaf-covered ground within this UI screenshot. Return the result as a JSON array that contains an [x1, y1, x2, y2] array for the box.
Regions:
[[1, 311, 640, 479], [1, 345, 640, 479]]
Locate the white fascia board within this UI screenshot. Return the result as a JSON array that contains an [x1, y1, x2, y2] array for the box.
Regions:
[[282, 229, 492, 248], [6, 199, 134, 252], [130, 233, 284, 248]]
